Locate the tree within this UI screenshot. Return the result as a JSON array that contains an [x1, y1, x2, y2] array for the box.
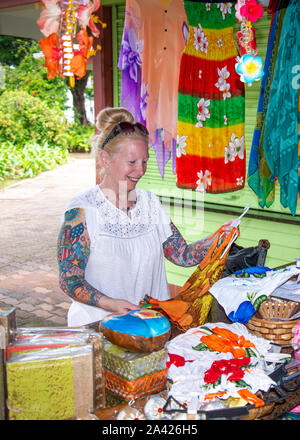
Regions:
[[0, 36, 93, 125]]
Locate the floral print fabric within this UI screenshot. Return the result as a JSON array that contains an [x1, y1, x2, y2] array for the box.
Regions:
[[176, 1, 246, 193], [165, 322, 288, 408]]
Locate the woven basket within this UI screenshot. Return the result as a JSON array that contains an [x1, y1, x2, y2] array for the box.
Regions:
[[104, 368, 168, 400], [246, 299, 300, 345]]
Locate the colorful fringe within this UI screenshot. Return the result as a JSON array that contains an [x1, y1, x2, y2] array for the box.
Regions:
[[176, 1, 245, 193]]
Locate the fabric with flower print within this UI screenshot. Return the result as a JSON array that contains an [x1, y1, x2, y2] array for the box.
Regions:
[[176, 0, 245, 193], [118, 0, 187, 177]]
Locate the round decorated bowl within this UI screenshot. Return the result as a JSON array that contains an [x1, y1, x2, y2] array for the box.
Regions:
[[99, 309, 171, 352]]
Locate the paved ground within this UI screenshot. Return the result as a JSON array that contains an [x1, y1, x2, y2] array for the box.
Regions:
[[0, 153, 95, 328]]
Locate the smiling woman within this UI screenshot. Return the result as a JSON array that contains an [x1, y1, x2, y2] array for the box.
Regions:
[[57, 106, 237, 327]]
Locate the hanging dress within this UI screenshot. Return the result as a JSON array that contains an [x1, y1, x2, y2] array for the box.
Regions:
[[247, 0, 290, 210], [176, 1, 245, 193], [118, 0, 187, 177], [262, 0, 300, 216]]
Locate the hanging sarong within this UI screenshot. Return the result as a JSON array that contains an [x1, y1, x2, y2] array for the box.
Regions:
[[176, 1, 245, 193], [118, 0, 187, 178], [248, 0, 289, 210], [262, 0, 300, 216]]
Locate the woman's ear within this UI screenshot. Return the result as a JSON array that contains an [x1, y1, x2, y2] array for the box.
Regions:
[[99, 149, 110, 169]]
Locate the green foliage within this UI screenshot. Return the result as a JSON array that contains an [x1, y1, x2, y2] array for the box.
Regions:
[[65, 122, 95, 152], [3, 42, 69, 111], [0, 90, 68, 149], [0, 36, 34, 67], [0, 141, 68, 185]]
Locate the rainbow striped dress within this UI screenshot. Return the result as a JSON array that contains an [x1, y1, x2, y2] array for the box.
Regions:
[[176, 1, 245, 193]]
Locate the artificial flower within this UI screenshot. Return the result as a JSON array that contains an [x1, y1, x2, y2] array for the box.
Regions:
[[240, 0, 264, 22], [39, 33, 60, 79], [77, 0, 101, 37], [70, 29, 93, 79], [235, 0, 245, 22], [195, 98, 210, 128], [37, 0, 61, 37], [235, 53, 264, 85]]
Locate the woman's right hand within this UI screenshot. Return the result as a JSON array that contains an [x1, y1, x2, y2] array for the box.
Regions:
[[99, 296, 138, 314]]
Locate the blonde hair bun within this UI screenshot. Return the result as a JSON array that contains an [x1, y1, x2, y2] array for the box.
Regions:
[[95, 107, 134, 133]]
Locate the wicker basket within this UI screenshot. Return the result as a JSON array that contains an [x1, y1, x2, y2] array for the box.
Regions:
[[246, 299, 300, 345], [104, 368, 168, 400]]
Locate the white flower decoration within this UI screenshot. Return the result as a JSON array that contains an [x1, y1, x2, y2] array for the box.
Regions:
[[193, 24, 208, 53], [195, 98, 210, 128], [225, 134, 245, 164], [196, 170, 212, 192], [218, 38, 223, 47], [215, 66, 231, 100], [199, 70, 202, 79], [176, 135, 188, 158], [224, 115, 228, 125], [205, 3, 211, 11], [217, 2, 232, 20], [236, 176, 244, 186], [229, 133, 245, 160]]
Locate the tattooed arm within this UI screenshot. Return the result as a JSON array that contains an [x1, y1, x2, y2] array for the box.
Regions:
[[57, 208, 138, 313], [162, 222, 216, 267]]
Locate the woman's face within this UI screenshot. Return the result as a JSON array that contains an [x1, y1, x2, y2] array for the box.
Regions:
[[103, 137, 149, 194]]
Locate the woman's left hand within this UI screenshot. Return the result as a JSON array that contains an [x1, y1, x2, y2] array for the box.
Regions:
[[221, 219, 237, 237]]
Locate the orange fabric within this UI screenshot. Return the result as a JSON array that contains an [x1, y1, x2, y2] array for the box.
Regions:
[[237, 389, 265, 408], [140, 225, 239, 331], [200, 327, 255, 359]]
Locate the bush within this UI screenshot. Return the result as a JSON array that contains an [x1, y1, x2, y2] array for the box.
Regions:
[[0, 90, 68, 149], [65, 122, 95, 152], [0, 141, 68, 185]]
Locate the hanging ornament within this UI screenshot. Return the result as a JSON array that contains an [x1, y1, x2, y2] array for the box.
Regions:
[[37, 0, 106, 86], [235, 0, 264, 86], [235, 53, 264, 85]]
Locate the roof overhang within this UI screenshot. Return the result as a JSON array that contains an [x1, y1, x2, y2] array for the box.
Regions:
[[0, 2, 42, 40]]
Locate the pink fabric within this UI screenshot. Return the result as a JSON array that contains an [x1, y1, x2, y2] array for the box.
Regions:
[[120, 0, 187, 151]]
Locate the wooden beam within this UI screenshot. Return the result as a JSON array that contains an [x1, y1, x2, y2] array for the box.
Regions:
[[92, 6, 113, 120], [0, 0, 40, 9], [92, 5, 113, 184]]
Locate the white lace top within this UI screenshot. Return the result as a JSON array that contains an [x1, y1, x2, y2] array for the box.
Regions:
[[64, 185, 172, 326]]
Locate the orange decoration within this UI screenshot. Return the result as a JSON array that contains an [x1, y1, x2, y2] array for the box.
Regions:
[[200, 327, 255, 359]]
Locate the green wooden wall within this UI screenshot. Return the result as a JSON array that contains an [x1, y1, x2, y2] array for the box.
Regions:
[[107, 2, 300, 287]]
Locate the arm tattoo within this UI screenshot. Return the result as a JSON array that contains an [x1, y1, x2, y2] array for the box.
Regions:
[[162, 222, 215, 267], [57, 207, 106, 307]]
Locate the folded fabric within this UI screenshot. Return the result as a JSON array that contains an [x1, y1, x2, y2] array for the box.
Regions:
[[209, 265, 300, 324], [165, 322, 288, 408]]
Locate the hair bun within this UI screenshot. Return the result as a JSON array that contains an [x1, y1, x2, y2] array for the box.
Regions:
[[95, 107, 134, 133]]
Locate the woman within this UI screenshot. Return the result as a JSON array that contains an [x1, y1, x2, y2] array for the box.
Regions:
[[57, 107, 234, 327]]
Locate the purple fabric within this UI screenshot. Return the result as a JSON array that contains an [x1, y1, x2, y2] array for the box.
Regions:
[[118, 25, 146, 125]]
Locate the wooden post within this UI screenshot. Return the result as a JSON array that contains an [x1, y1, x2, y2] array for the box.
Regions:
[[92, 5, 113, 184]]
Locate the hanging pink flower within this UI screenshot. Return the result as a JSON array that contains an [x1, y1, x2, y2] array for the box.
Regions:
[[77, 0, 101, 37], [37, 0, 61, 37], [240, 0, 264, 22]]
